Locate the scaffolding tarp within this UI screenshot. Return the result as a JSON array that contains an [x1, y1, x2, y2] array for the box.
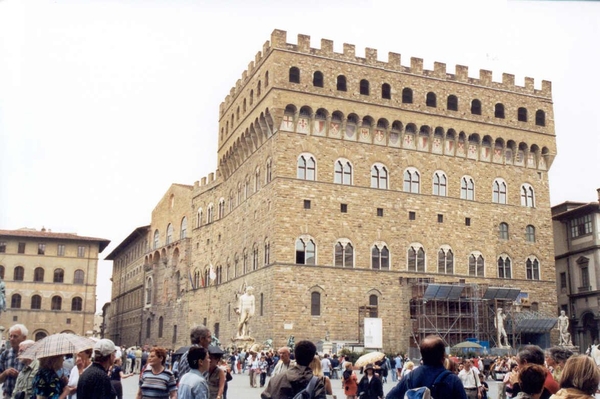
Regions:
[[482, 287, 521, 301], [423, 284, 465, 300], [516, 318, 557, 333]]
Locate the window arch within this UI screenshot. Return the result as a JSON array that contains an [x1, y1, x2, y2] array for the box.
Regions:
[[295, 238, 316, 265], [34, 267, 44, 282], [264, 239, 270, 266], [207, 204, 214, 223], [471, 99, 482, 115], [158, 316, 164, 338], [334, 241, 354, 268], [218, 198, 226, 219], [408, 244, 425, 272], [14, 266, 24, 281], [460, 176, 475, 200], [518, 107, 528, 122], [497, 255, 512, 279], [197, 208, 203, 228], [447, 95, 458, 111], [313, 71, 323, 87], [495, 103, 505, 118], [265, 158, 272, 184], [381, 83, 391, 99], [334, 159, 352, 185], [492, 179, 507, 204], [469, 253, 485, 276], [11, 294, 21, 309], [71, 297, 83, 311], [53, 268, 64, 283], [360, 79, 370, 95], [289, 66, 300, 83], [74, 270, 84, 284], [371, 244, 389, 270], [526, 225, 536, 242], [51, 296, 62, 310], [403, 168, 420, 193], [499, 223, 509, 240], [166, 223, 173, 245], [526, 256, 540, 280], [153, 229, 159, 249], [432, 171, 447, 196], [521, 184, 535, 207], [180, 217, 188, 239], [402, 88, 413, 103], [535, 110, 546, 126], [297, 154, 316, 181], [145, 277, 153, 305], [369, 294, 379, 317], [311, 292, 321, 316], [438, 247, 454, 274], [336, 75, 347, 91], [370, 164, 388, 189], [31, 295, 42, 310], [426, 92, 437, 107]]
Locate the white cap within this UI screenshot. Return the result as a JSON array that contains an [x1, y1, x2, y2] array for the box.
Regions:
[[94, 339, 116, 356]]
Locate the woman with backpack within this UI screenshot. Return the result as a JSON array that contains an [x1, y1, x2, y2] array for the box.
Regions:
[[357, 363, 383, 399], [342, 361, 358, 399]]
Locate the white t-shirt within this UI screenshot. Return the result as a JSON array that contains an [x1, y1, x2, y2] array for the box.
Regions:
[[321, 358, 331, 373]]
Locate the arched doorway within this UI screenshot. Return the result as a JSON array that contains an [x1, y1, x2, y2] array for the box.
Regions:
[[581, 312, 599, 350], [34, 331, 48, 341]]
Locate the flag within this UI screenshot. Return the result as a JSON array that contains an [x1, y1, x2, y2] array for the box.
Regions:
[[209, 263, 216, 281]]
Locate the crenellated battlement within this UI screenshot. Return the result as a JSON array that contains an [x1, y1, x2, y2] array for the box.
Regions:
[[220, 29, 552, 114]]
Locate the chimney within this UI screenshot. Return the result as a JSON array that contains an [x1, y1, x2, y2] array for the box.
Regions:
[[597, 188, 600, 203]]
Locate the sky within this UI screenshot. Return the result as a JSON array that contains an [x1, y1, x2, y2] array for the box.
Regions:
[[1, 0, 599, 311]]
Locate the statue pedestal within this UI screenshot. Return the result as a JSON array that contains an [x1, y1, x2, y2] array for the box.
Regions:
[[231, 336, 255, 352], [560, 344, 579, 354], [322, 341, 333, 355]]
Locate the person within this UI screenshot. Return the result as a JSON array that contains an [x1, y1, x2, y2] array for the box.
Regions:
[[330, 355, 340, 380], [207, 346, 226, 399], [310, 356, 333, 395], [178, 325, 212, 379], [394, 354, 403, 381], [514, 364, 546, 399], [11, 340, 38, 399], [236, 286, 256, 338], [357, 363, 383, 399], [545, 347, 572, 383], [400, 361, 414, 379], [549, 355, 600, 399], [557, 311, 573, 347], [126, 349, 135, 374], [137, 346, 177, 399], [321, 354, 332, 379], [66, 349, 92, 399], [261, 340, 326, 399], [496, 308, 509, 348], [109, 357, 134, 399], [503, 363, 519, 398], [272, 347, 293, 377], [76, 339, 117, 399], [386, 335, 467, 399], [509, 345, 558, 399], [250, 353, 260, 388], [258, 355, 269, 388], [0, 324, 28, 398], [458, 360, 482, 399], [342, 361, 358, 399], [134, 347, 142, 374], [32, 354, 70, 399], [178, 347, 210, 399]]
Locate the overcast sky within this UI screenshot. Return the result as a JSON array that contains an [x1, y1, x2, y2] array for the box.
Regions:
[[1, 0, 599, 311]]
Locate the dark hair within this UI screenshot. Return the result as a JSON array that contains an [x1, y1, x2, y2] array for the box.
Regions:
[[517, 345, 545, 366], [294, 340, 317, 367], [188, 346, 208, 370], [420, 335, 446, 366], [518, 364, 546, 395], [190, 325, 210, 345], [151, 347, 168, 366], [546, 346, 573, 365]]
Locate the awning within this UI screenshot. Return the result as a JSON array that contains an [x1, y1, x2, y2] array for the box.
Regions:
[[515, 318, 557, 334]]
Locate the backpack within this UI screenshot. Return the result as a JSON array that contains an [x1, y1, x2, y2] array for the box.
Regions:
[[404, 369, 451, 399], [292, 375, 319, 399]]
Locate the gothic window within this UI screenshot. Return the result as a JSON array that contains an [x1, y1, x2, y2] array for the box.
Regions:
[[297, 154, 316, 181], [180, 217, 187, 239], [402, 88, 413, 103], [264, 240, 270, 266], [295, 238, 316, 265], [498, 255, 512, 279], [311, 292, 321, 316], [313, 71, 324, 87], [518, 107, 528, 122], [382, 83, 391, 99], [493, 179, 507, 204], [334, 242, 354, 268], [74, 270, 85, 284], [460, 176, 475, 200], [34, 267, 44, 282], [243, 249, 248, 273], [469, 253, 485, 277], [521, 184, 535, 207], [371, 245, 389, 270], [337, 75, 347, 91], [71, 297, 83, 311], [253, 245, 259, 270], [158, 316, 164, 338], [334, 160, 352, 185], [371, 164, 388, 189], [166, 223, 173, 245], [403, 168, 420, 193], [499, 223, 509, 240], [360, 79, 370, 95], [526, 257, 540, 280], [426, 92, 437, 107], [438, 248, 454, 274], [407, 245, 425, 272], [265, 158, 272, 183], [207, 204, 214, 223], [526, 225, 536, 242], [289, 67, 300, 83], [153, 229, 159, 249], [447, 95, 458, 111], [432, 171, 447, 196], [471, 99, 482, 115], [495, 103, 505, 118], [535, 110, 546, 126]]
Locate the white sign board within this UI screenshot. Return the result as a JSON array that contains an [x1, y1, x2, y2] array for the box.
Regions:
[[364, 318, 382, 348]]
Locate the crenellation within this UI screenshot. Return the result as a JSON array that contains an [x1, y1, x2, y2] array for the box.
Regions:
[[297, 34, 311, 52], [410, 57, 423, 74], [208, 172, 215, 182], [235, 78, 241, 92], [201, 177, 207, 186], [388, 52, 401, 71], [524, 77, 534, 92], [343, 43, 355, 59], [271, 29, 287, 48], [365, 48, 378, 65], [503, 73, 515, 86], [433, 62, 446, 78], [320, 38, 334, 55], [455, 65, 469, 82], [480, 69, 493, 85], [541, 80, 552, 96]]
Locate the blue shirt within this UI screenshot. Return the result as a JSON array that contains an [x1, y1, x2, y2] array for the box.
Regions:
[[177, 369, 209, 399], [386, 364, 467, 399]]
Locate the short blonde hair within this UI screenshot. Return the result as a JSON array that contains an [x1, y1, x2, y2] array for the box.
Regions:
[[405, 361, 415, 370], [310, 355, 323, 377], [559, 355, 600, 395]]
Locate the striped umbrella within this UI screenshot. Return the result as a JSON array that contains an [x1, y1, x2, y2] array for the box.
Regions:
[[19, 333, 95, 360]]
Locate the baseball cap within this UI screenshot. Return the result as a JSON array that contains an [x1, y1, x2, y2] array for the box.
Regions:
[[94, 339, 116, 356]]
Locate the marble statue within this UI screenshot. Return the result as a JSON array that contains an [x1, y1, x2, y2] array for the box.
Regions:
[[236, 286, 255, 338], [0, 278, 6, 316], [495, 308, 510, 348], [558, 310, 573, 346]]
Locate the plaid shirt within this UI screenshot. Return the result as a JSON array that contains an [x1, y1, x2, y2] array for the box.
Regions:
[[0, 347, 24, 396]]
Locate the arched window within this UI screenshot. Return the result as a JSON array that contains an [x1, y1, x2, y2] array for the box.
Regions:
[[11, 294, 21, 309], [297, 154, 316, 181], [34, 267, 44, 282], [158, 316, 164, 338], [381, 83, 391, 99], [207, 204, 214, 223], [403, 168, 420, 193], [166, 223, 173, 245], [498, 255, 512, 279], [447, 95, 458, 111], [407, 245, 425, 272], [311, 292, 321, 316], [31, 295, 42, 310], [243, 249, 248, 274], [432, 171, 447, 196], [253, 246, 259, 271], [438, 248, 454, 274], [535, 110, 546, 126], [402, 88, 413, 103], [265, 158, 272, 183], [334, 242, 354, 268], [426, 92, 437, 107], [53, 268, 64, 283], [360, 79, 370, 95], [295, 238, 316, 265], [313, 71, 324, 87], [495, 103, 505, 118], [518, 107, 528, 122], [499, 223, 509, 240], [145, 277, 153, 305], [0, 265, 4, 280], [526, 257, 540, 280], [526, 225, 536, 242], [471, 99, 482, 115], [257, 80, 262, 96], [146, 318, 151, 339], [493, 179, 507, 204], [469, 253, 485, 276], [337, 75, 347, 91], [51, 296, 62, 310], [334, 160, 352, 185], [153, 229, 159, 249], [521, 184, 535, 207], [74, 270, 84, 284], [265, 71, 269, 86], [180, 217, 188, 239], [71, 297, 83, 311], [371, 245, 389, 270], [249, 89, 254, 106], [13, 266, 24, 281], [369, 295, 378, 317], [370, 164, 388, 189], [289, 67, 300, 83], [460, 176, 475, 200], [264, 240, 270, 266]]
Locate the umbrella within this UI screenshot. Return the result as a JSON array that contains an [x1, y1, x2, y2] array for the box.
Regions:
[[354, 351, 386, 368], [20, 333, 95, 360], [452, 341, 483, 350], [174, 346, 191, 355]]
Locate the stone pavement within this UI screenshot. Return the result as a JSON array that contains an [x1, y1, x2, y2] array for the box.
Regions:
[[122, 370, 503, 398]]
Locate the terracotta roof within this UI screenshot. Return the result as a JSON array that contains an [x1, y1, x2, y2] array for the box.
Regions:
[[0, 228, 111, 252]]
